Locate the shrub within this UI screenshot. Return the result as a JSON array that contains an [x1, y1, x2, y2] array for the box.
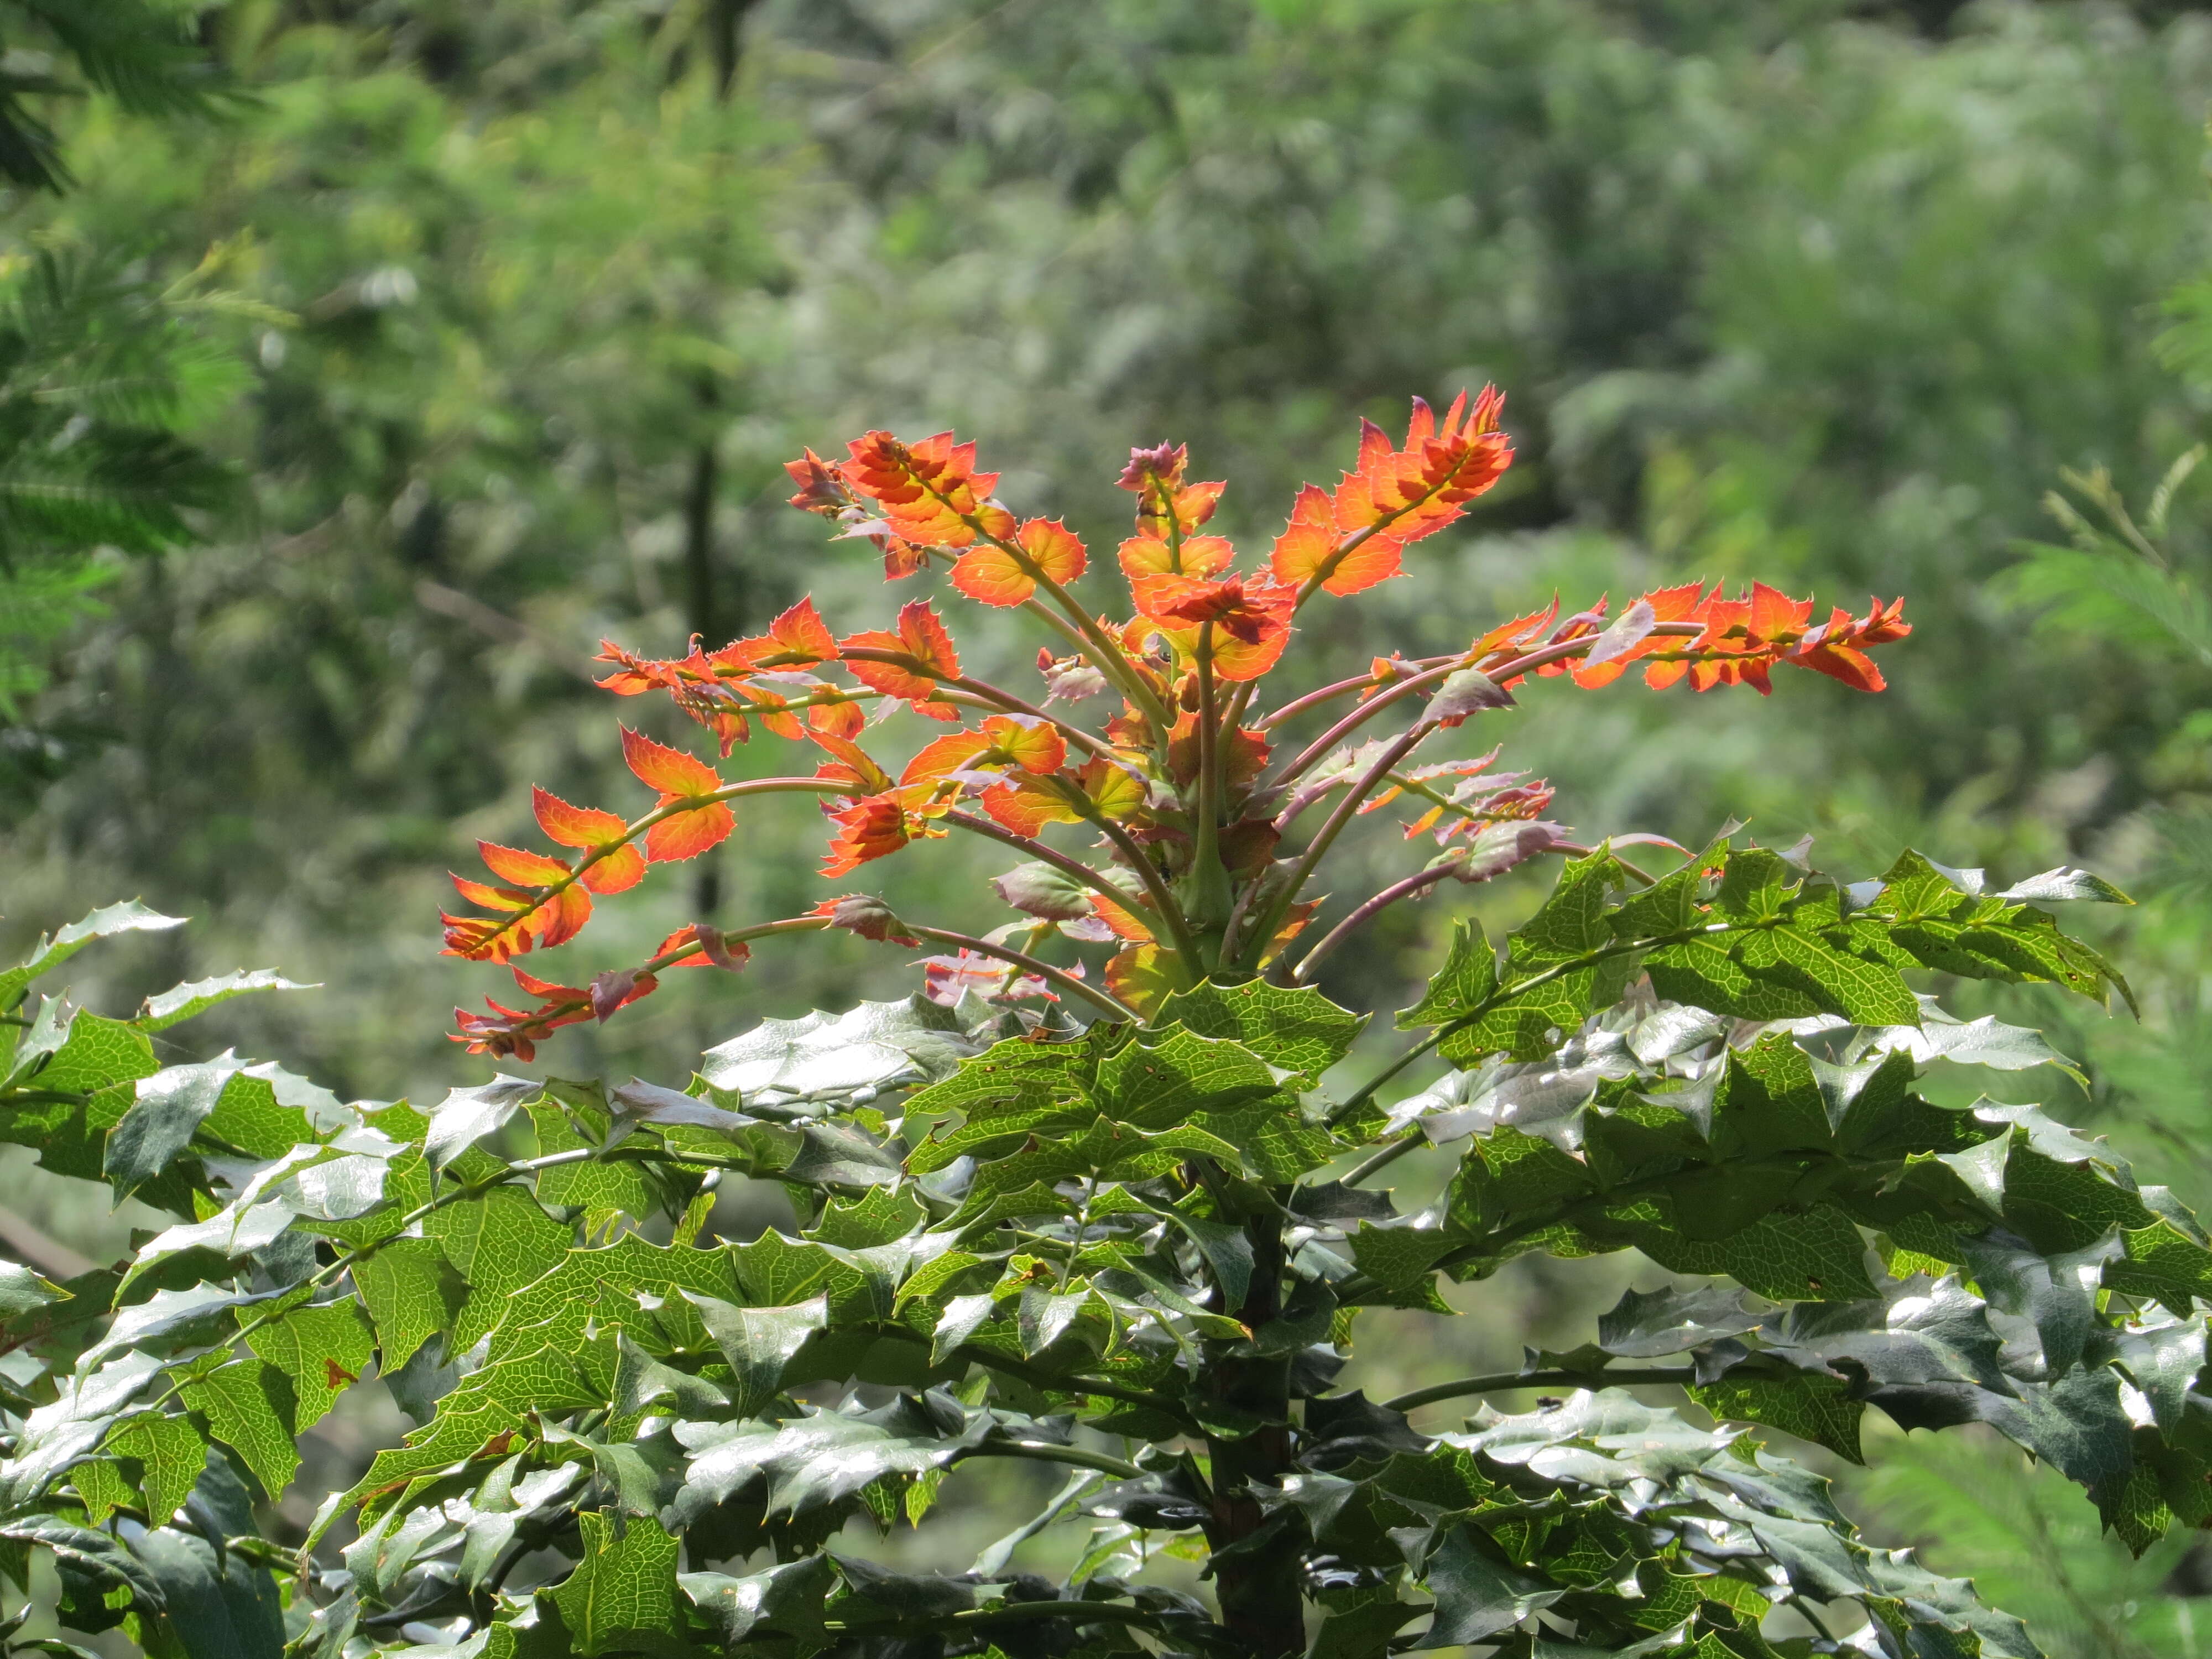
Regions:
[[0, 395, 2189, 1659]]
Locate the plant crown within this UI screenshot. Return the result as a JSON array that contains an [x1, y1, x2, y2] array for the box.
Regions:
[[0, 395, 2192, 1659]]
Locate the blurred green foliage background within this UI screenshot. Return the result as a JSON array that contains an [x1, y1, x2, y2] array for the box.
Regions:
[[8, 1, 2212, 1650]]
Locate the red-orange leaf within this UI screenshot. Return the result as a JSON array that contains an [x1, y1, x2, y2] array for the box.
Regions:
[[841, 430, 998, 548], [980, 774, 1083, 837], [1119, 533, 1235, 582], [808, 695, 868, 742], [478, 841, 571, 888], [1133, 570, 1297, 682], [1272, 390, 1514, 599], [449, 875, 533, 913], [733, 597, 839, 669], [644, 802, 734, 863], [536, 884, 593, 948], [950, 518, 1087, 607], [812, 728, 898, 796], [534, 787, 627, 850], [840, 599, 963, 718], [901, 728, 995, 790], [982, 714, 1066, 776], [576, 843, 648, 895], [821, 795, 912, 877], [621, 727, 724, 801], [949, 545, 1037, 607]]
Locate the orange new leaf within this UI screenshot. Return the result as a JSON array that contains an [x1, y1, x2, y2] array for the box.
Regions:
[[980, 774, 1084, 837], [1131, 570, 1297, 681], [1118, 534, 1235, 581], [950, 517, 1087, 607], [841, 430, 999, 549], [839, 599, 964, 719], [622, 726, 723, 799], [821, 795, 913, 877], [736, 598, 839, 669], [1271, 389, 1515, 598], [533, 787, 646, 894], [620, 726, 734, 862], [477, 841, 571, 888]]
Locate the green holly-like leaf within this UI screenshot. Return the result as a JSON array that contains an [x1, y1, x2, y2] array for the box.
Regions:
[[1094, 1026, 1283, 1128], [680, 1555, 836, 1648], [1161, 979, 1368, 1084], [0, 900, 185, 1011], [176, 1358, 298, 1500], [544, 1511, 681, 1657], [351, 1236, 460, 1373], [2105, 1220, 2212, 1316], [1691, 1370, 1865, 1463], [135, 970, 316, 1033], [0, 1259, 69, 1319], [687, 1293, 829, 1417], [104, 1411, 210, 1525], [426, 1182, 574, 1352], [103, 1056, 245, 1198], [243, 1300, 374, 1433]]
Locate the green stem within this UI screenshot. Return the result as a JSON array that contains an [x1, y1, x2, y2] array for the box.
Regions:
[[1327, 1027, 1448, 1129], [1339, 1130, 1423, 1187], [954, 1438, 1145, 1481], [1046, 777, 1204, 977], [1189, 626, 1232, 959], [1384, 1365, 1702, 1413]]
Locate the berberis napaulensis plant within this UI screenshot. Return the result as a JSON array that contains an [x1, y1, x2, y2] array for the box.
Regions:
[[2, 393, 2201, 1659]]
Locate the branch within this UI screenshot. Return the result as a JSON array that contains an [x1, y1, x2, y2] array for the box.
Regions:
[[414, 579, 601, 684], [1338, 1130, 1423, 1188], [1270, 622, 1708, 795], [1384, 1365, 1701, 1413], [1232, 718, 1436, 971], [1047, 778, 1204, 974], [906, 923, 1142, 1023], [1291, 862, 1462, 984], [0, 1209, 95, 1281], [943, 810, 1159, 924], [954, 1438, 1146, 1481]]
